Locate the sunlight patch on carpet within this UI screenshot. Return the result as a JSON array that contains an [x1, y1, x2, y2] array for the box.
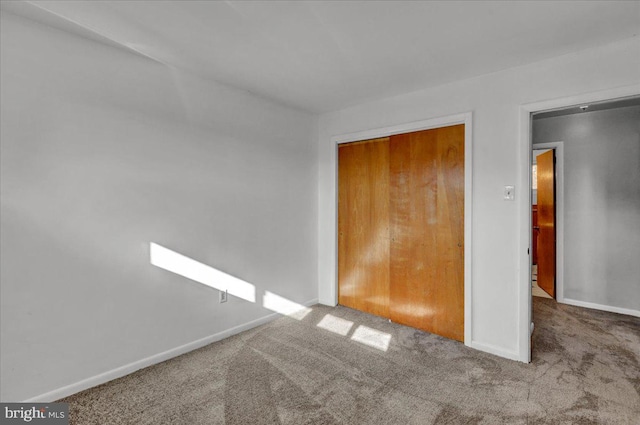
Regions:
[[316, 314, 354, 336], [351, 325, 391, 351]]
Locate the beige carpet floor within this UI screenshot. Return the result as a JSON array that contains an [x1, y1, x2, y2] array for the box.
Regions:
[[61, 298, 640, 424]]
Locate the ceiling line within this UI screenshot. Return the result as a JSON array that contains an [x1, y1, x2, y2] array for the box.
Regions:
[[24, 0, 168, 66]]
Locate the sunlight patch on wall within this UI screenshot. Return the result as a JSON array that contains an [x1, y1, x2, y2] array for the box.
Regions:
[[316, 314, 354, 336], [150, 242, 256, 303], [263, 291, 312, 320], [350, 325, 391, 351]]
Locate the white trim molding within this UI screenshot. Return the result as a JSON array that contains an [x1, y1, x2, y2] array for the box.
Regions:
[[23, 298, 319, 402], [469, 341, 521, 362], [328, 112, 474, 346]]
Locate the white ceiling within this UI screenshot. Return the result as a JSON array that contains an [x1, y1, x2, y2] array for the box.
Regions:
[[2, 1, 639, 113]]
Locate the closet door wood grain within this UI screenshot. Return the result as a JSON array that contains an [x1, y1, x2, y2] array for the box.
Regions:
[[338, 138, 390, 318], [389, 125, 465, 342]]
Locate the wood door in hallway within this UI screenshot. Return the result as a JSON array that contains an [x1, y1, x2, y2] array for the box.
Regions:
[[338, 137, 390, 318], [537, 149, 556, 298], [338, 125, 465, 342]]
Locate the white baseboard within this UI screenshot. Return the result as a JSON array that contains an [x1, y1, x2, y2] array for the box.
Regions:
[[318, 297, 337, 307], [24, 298, 319, 402], [469, 340, 523, 362], [560, 298, 640, 318]]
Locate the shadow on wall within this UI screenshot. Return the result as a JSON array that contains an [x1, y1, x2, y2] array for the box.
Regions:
[[149, 242, 391, 351]]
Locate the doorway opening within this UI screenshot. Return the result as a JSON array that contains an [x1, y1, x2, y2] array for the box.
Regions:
[[524, 92, 640, 362]]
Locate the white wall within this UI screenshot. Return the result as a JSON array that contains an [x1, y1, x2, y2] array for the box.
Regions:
[[318, 37, 640, 361], [533, 106, 640, 312], [0, 12, 318, 401]]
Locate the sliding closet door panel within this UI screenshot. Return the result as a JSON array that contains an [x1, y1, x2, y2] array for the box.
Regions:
[[338, 138, 390, 318], [388, 130, 438, 331], [435, 125, 465, 342], [389, 125, 465, 341]]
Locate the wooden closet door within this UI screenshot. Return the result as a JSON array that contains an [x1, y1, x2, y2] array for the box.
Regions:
[[338, 138, 390, 318], [389, 125, 465, 342]]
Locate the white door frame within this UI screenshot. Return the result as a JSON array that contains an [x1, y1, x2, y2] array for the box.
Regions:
[[517, 85, 639, 362], [331, 112, 473, 345], [532, 142, 564, 303]]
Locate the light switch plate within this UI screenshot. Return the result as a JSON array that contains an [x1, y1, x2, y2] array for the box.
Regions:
[[504, 185, 515, 201]]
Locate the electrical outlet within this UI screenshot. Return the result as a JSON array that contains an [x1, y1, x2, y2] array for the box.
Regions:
[[219, 289, 228, 303]]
